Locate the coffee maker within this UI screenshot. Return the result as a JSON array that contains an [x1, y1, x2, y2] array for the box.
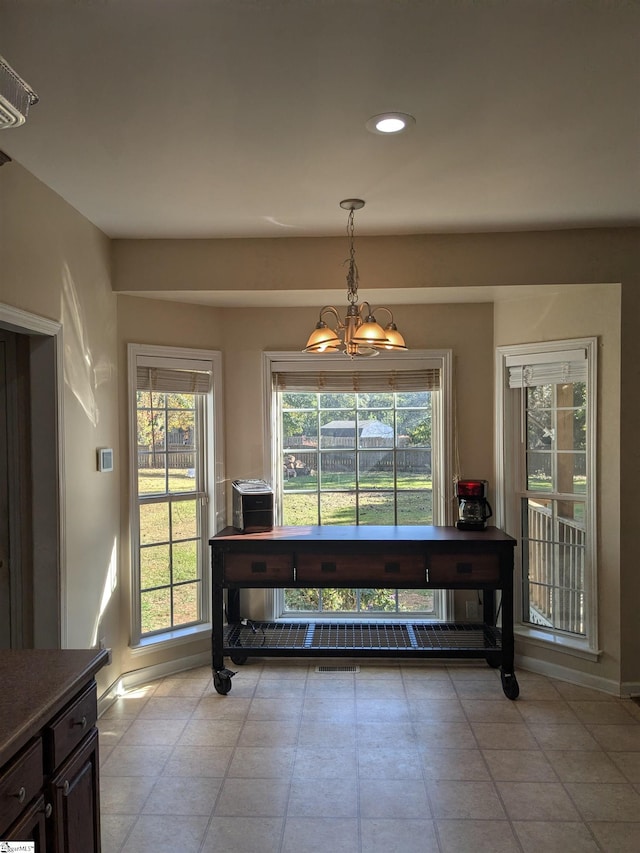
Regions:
[[455, 479, 492, 530]]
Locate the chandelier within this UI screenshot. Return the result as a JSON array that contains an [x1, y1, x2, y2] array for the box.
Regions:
[[303, 199, 408, 357]]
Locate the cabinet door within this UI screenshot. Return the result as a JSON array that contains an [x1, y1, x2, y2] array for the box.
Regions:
[[49, 728, 101, 853], [5, 793, 49, 851], [0, 737, 44, 832]]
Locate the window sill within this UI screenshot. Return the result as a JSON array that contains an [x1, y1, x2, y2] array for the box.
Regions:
[[274, 614, 441, 622], [130, 623, 212, 656], [515, 624, 601, 662]]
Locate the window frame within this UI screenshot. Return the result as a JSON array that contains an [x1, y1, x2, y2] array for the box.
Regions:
[[262, 349, 455, 621], [128, 344, 225, 650], [494, 337, 599, 659]]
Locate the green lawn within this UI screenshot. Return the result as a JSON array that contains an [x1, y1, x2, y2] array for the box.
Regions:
[[527, 475, 587, 494], [138, 469, 200, 633], [284, 471, 431, 491], [137, 468, 435, 630]]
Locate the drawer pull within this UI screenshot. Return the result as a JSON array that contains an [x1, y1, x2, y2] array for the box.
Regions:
[[384, 562, 400, 573], [456, 563, 473, 574], [44, 802, 53, 818], [62, 780, 70, 796], [321, 562, 337, 573], [73, 715, 88, 729], [251, 562, 267, 573], [13, 786, 26, 804]]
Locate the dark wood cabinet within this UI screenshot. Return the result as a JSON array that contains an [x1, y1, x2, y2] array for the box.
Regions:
[[0, 649, 109, 852], [49, 728, 100, 853], [5, 793, 49, 846], [210, 525, 519, 699]]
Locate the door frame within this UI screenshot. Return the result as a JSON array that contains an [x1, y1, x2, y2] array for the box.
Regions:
[[0, 303, 65, 647]]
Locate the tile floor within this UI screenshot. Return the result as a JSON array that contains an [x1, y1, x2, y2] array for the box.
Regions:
[[98, 660, 640, 852]]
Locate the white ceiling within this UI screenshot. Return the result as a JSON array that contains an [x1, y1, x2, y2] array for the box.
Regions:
[[1, 0, 638, 243]]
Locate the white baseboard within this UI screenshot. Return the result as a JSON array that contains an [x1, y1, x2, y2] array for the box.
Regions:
[[517, 652, 622, 697], [97, 650, 638, 713], [98, 651, 211, 716]]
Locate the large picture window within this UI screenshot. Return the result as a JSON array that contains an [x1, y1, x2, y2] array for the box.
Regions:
[[496, 339, 597, 653], [263, 351, 453, 619], [128, 345, 223, 646]]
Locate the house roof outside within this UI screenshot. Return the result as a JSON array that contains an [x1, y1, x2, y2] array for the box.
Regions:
[[321, 419, 393, 437]]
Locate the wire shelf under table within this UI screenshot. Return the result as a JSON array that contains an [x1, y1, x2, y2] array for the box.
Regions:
[[223, 620, 502, 658]]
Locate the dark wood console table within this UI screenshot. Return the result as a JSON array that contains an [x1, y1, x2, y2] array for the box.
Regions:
[[210, 525, 518, 699]]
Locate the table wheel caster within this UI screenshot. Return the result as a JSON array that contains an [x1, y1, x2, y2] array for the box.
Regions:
[[213, 667, 236, 695], [501, 670, 520, 700]]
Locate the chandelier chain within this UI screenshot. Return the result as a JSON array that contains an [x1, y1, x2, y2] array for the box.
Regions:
[[346, 206, 359, 305]]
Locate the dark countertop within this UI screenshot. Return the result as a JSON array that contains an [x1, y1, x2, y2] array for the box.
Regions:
[[0, 648, 110, 768]]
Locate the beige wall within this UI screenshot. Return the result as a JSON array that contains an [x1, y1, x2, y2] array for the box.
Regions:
[[495, 285, 622, 685], [113, 228, 639, 295], [1, 162, 120, 696]]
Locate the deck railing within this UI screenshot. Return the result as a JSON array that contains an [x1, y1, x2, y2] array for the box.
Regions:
[[525, 501, 586, 635]]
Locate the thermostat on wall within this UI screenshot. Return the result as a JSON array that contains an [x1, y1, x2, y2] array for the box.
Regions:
[[97, 447, 114, 472]]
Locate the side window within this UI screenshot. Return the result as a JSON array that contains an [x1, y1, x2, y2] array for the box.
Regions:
[[128, 345, 223, 645], [496, 339, 597, 651]]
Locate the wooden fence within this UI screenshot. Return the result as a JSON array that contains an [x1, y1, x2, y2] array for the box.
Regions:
[[283, 448, 432, 476], [138, 445, 194, 469]]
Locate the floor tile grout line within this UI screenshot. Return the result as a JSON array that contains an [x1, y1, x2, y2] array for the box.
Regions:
[[405, 664, 444, 852], [195, 664, 257, 853], [451, 670, 527, 853], [101, 677, 185, 853], [516, 711, 621, 852], [275, 662, 311, 853], [138, 680, 207, 850]]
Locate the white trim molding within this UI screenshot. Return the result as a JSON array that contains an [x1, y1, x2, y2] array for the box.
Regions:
[[495, 336, 599, 657], [262, 348, 454, 621], [127, 343, 225, 648], [516, 653, 622, 697]]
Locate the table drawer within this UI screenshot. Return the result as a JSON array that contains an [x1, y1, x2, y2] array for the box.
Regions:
[[46, 682, 97, 771], [427, 552, 500, 583], [0, 737, 43, 830], [224, 552, 294, 583], [296, 552, 426, 585]]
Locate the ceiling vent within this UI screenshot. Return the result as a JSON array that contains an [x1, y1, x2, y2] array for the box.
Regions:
[[0, 55, 38, 129]]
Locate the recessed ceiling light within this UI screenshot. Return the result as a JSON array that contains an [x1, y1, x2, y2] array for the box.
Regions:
[[366, 112, 416, 135]]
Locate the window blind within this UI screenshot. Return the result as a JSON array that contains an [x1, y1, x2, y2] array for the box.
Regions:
[[273, 368, 440, 393], [505, 349, 587, 389], [136, 365, 212, 394]]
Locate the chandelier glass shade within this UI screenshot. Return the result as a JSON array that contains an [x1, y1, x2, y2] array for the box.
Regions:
[[303, 199, 408, 358]]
